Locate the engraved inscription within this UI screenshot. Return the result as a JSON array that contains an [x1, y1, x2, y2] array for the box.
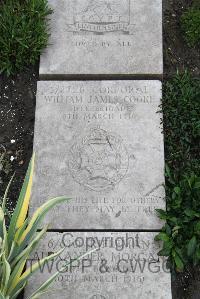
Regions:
[[90, 295, 107, 299], [68, 127, 129, 191], [67, 0, 134, 34], [25, 233, 171, 299], [31, 82, 165, 230]]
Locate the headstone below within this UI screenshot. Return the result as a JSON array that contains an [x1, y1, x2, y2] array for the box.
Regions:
[[25, 232, 171, 299], [40, 0, 163, 78], [30, 80, 165, 230]]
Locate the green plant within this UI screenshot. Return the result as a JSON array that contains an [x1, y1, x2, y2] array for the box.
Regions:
[[163, 72, 200, 176], [0, 0, 52, 76], [156, 170, 200, 273], [181, 5, 200, 47], [155, 72, 200, 273], [0, 155, 71, 299]]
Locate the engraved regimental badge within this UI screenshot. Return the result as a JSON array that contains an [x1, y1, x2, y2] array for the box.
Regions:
[[68, 127, 129, 192], [67, 0, 134, 34]]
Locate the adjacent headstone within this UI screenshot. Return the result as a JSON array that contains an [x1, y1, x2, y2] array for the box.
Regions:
[[30, 80, 165, 229], [25, 232, 171, 299], [39, 0, 163, 78]]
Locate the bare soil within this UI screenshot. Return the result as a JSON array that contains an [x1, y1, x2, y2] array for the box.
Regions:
[[0, 64, 38, 212], [163, 0, 200, 77]]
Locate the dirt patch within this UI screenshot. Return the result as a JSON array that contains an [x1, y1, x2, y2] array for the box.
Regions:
[[0, 64, 38, 211], [172, 266, 200, 299], [163, 0, 200, 77]]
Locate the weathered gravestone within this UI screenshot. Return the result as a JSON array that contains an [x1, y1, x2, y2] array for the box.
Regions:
[[39, 0, 163, 78], [30, 80, 165, 230], [25, 232, 172, 299], [25, 0, 170, 297]]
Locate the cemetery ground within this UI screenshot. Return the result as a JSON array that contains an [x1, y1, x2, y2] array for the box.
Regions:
[[0, 0, 199, 298], [164, 0, 200, 77]]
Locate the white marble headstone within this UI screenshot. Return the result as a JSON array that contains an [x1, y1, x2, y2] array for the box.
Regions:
[[30, 80, 165, 230], [25, 232, 171, 299], [40, 0, 163, 78]]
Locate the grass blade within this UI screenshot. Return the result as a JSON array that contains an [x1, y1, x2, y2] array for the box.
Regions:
[[7, 154, 35, 249]]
